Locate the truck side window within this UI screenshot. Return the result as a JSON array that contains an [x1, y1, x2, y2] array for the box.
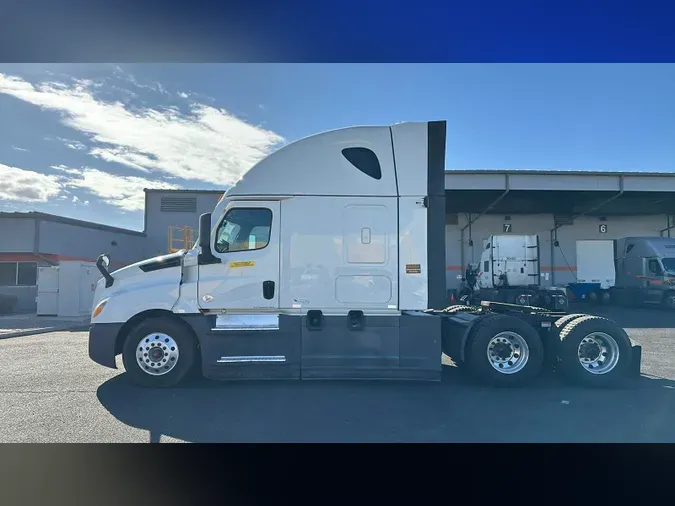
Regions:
[[484, 260, 489, 272], [214, 208, 272, 253], [341, 147, 382, 180], [648, 259, 662, 276]]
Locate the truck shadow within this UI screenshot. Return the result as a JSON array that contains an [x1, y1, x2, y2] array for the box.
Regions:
[[96, 366, 675, 443]]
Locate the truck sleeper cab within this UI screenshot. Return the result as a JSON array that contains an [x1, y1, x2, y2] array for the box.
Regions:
[[88, 120, 641, 389]]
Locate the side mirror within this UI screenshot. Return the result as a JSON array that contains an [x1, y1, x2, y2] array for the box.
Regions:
[[198, 213, 219, 265], [100, 254, 110, 268]]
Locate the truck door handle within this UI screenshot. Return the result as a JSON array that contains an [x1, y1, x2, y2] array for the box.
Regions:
[[263, 281, 275, 300]]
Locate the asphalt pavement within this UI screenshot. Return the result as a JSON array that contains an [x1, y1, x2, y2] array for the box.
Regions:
[[1, 305, 675, 443]]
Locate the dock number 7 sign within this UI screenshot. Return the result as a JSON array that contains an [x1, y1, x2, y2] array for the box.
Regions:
[[503, 223, 512, 233]]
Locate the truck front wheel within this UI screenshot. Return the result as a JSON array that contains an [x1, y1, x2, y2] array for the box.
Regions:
[[122, 317, 198, 388], [662, 291, 675, 310], [558, 315, 631, 387], [465, 314, 544, 386]]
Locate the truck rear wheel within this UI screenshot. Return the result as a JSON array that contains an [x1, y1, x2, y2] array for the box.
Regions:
[[122, 317, 198, 388], [465, 314, 544, 387], [544, 314, 587, 368], [558, 315, 632, 387]]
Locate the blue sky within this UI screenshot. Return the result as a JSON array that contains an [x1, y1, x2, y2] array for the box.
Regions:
[[1, 64, 674, 230]]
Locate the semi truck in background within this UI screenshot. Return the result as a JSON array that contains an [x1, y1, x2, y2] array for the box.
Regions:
[[457, 235, 569, 311], [570, 237, 675, 309], [88, 120, 641, 390]]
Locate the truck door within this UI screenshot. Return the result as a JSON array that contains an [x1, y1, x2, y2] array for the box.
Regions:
[[644, 258, 665, 303], [198, 201, 280, 311]]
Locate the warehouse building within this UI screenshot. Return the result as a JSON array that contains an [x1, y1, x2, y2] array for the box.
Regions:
[[445, 170, 675, 290], [1, 169, 674, 312], [0, 212, 146, 312]]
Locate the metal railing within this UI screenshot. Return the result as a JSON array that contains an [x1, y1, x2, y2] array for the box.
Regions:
[[168, 225, 195, 253]]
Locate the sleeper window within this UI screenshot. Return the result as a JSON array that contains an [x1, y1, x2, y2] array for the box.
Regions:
[[342, 147, 382, 180]]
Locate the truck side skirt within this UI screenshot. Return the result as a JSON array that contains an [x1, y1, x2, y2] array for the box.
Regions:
[[180, 312, 442, 381]]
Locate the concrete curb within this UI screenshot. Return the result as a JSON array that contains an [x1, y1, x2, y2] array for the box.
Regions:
[[0, 323, 89, 340]]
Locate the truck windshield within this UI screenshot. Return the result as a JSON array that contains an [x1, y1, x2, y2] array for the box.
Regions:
[[662, 258, 675, 273]]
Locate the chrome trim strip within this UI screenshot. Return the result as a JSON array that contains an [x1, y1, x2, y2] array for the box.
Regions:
[[217, 355, 286, 363], [214, 314, 279, 331], [210, 327, 278, 332]]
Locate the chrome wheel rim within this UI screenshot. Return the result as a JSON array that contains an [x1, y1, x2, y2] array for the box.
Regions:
[[136, 333, 179, 376], [577, 332, 619, 375], [486, 331, 530, 374]]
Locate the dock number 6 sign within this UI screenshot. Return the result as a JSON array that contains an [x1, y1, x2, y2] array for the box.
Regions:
[[599, 224, 608, 234]]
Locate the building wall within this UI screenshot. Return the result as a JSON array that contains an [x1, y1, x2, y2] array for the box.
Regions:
[[37, 220, 146, 266], [0, 218, 36, 252], [0, 253, 50, 313], [0, 217, 146, 313], [144, 191, 222, 258], [445, 213, 670, 290]]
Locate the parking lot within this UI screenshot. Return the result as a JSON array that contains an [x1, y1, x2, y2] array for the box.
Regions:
[[1, 305, 675, 443]]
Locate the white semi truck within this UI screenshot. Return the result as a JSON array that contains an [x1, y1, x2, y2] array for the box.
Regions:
[[458, 234, 569, 311], [88, 120, 641, 388]]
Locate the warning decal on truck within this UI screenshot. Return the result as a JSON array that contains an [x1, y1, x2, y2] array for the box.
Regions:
[[230, 261, 255, 268], [406, 264, 422, 274]]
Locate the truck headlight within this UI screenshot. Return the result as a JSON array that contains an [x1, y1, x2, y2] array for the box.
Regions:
[[92, 298, 108, 318]]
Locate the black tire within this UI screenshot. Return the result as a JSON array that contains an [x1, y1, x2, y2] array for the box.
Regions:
[[122, 317, 198, 388], [553, 313, 587, 336], [443, 304, 475, 314], [544, 314, 587, 369], [558, 315, 632, 387], [465, 314, 544, 387]]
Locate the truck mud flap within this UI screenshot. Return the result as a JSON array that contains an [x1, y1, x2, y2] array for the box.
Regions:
[[630, 341, 642, 379]]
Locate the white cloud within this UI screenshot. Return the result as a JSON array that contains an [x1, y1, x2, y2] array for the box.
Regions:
[[50, 164, 82, 175], [1, 162, 176, 212], [62, 166, 179, 211], [0, 72, 285, 186], [12, 146, 29, 152], [177, 92, 189, 99], [57, 137, 87, 150], [0, 163, 62, 202]]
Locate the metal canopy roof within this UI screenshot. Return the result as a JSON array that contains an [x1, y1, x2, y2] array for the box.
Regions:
[[445, 170, 675, 216]]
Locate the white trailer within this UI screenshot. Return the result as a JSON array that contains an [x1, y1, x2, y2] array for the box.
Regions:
[[87, 120, 640, 388], [575, 240, 616, 290]]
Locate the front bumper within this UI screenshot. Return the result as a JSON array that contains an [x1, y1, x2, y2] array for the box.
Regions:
[[88, 323, 124, 369]]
